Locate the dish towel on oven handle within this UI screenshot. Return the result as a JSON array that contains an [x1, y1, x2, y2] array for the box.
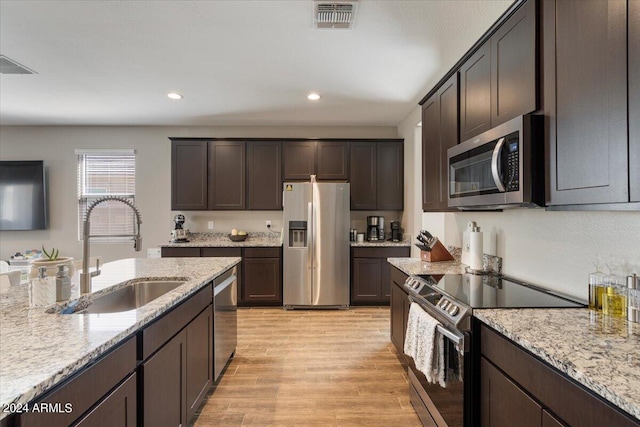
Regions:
[[404, 302, 446, 387]]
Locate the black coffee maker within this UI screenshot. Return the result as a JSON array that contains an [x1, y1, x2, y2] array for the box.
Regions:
[[390, 221, 401, 242], [366, 216, 380, 241]]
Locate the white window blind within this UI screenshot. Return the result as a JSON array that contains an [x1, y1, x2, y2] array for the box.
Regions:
[[77, 150, 136, 242]]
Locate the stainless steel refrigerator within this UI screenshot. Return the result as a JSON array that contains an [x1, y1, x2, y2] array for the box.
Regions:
[[283, 178, 350, 308]]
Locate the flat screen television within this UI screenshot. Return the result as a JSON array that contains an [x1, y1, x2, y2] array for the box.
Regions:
[[0, 160, 48, 230]]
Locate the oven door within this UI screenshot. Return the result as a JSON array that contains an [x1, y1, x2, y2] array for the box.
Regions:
[[407, 317, 469, 427]]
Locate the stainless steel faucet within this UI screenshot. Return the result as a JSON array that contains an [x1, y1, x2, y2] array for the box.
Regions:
[[80, 196, 142, 294]]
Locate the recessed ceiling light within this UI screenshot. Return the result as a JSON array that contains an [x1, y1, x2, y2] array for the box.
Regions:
[[307, 93, 321, 101], [167, 92, 183, 100]]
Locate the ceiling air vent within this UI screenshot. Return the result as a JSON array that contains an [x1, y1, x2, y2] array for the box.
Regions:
[[0, 55, 36, 75], [313, 1, 358, 29]]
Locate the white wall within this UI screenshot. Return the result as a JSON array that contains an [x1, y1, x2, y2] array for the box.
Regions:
[[0, 125, 397, 262]]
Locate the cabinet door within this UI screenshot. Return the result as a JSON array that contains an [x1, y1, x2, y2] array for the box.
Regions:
[[242, 257, 282, 305], [490, 0, 537, 126], [438, 75, 459, 210], [542, 410, 565, 427], [141, 330, 186, 427], [460, 42, 491, 142], [283, 141, 315, 181], [390, 281, 406, 355], [209, 141, 246, 209], [351, 258, 382, 303], [548, 1, 628, 205], [630, 0, 640, 203], [74, 373, 137, 427], [161, 247, 201, 257], [247, 141, 282, 210], [380, 258, 392, 301], [376, 142, 404, 210], [422, 96, 440, 211], [480, 357, 542, 427], [171, 140, 208, 210], [316, 141, 349, 180], [349, 141, 377, 210], [186, 307, 213, 422]]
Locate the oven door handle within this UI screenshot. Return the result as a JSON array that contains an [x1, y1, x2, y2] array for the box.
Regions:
[[491, 137, 506, 192], [407, 295, 467, 351]]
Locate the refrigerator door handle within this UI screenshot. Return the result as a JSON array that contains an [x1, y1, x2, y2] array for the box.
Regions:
[[307, 201, 313, 270]]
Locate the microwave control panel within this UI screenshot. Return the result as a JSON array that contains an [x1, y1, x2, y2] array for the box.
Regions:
[[506, 138, 519, 191]]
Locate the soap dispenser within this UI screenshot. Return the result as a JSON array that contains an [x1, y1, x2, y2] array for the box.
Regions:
[[56, 264, 71, 302]]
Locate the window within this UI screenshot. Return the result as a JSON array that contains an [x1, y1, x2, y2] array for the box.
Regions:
[[76, 149, 136, 242]]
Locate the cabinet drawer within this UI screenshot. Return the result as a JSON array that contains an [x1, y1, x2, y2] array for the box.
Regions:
[[480, 324, 639, 427], [161, 247, 201, 257], [19, 337, 136, 427], [243, 247, 281, 258], [201, 247, 242, 257], [352, 247, 410, 259], [141, 284, 212, 360]]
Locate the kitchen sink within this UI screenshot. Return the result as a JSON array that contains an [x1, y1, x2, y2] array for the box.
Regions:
[[76, 280, 185, 314]]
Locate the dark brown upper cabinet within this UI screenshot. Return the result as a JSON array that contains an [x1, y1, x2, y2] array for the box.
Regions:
[[171, 140, 208, 210], [376, 141, 404, 210], [490, 0, 537, 127], [422, 73, 459, 211], [630, 0, 640, 203], [283, 140, 349, 181], [283, 141, 315, 181], [460, 43, 491, 143], [350, 142, 377, 210], [460, 0, 537, 143], [316, 141, 349, 180], [544, 0, 629, 206], [208, 141, 246, 210], [350, 141, 403, 211], [247, 141, 282, 210]]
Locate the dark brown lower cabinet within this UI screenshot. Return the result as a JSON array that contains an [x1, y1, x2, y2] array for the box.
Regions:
[[19, 337, 137, 427], [242, 248, 282, 305], [351, 247, 410, 305], [389, 265, 409, 358], [141, 329, 186, 427], [162, 246, 282, 307], [481, 357, 542, 427], [74, 373, 137, 427], [479, 323, 640, 427], [186, 307, 213, 422]]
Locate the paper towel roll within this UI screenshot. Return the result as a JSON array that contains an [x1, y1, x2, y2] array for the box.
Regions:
[[469, 229, 483, 271]]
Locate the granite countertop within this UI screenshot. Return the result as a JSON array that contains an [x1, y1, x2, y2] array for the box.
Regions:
[[160, 231, 282, 248], [351, 239, 411, 248], [0, 257, 240, 419], [475, 308, 640, 421]]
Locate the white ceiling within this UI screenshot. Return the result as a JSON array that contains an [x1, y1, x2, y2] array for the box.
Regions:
[[0, 0, 511, 127]]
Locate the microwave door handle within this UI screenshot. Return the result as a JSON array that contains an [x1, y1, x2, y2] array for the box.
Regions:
[[491, 137, 507, 192]]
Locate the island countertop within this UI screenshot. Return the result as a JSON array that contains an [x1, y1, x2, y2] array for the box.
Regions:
[[0, 257, 240, 419], [475, 308, 640, 421]]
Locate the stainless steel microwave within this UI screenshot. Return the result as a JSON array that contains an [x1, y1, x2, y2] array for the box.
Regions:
[[447, 115, 544, 209]]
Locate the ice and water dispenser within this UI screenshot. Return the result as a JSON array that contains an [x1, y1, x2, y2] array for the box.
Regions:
[[288, 221, 307, 248]]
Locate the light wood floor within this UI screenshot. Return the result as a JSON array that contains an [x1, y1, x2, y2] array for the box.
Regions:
[[193, 307, 422, 427]]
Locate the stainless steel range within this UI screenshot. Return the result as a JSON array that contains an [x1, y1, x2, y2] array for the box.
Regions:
[[403, 272, 584, 427]]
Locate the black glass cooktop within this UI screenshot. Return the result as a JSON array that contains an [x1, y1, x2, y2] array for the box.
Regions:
[[416, 273, 585, 309]]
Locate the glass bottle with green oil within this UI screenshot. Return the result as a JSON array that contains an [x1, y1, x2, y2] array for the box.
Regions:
[[588, 256, 606, 311]]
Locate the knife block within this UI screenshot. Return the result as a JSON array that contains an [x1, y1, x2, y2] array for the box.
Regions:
[[420, 240, 454, 262]]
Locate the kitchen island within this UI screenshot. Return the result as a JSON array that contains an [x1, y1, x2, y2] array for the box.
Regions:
[[0, 256, 240, 423]]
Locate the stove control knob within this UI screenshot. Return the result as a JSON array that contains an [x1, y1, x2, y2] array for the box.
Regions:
[[440, 300, 450, 310], [448, 305, 459, 316]]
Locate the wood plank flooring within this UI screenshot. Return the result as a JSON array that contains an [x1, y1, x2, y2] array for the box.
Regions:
[[192, 307, 422, 426]]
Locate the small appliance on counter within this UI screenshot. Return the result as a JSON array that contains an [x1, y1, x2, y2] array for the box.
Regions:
[[171, 214, 190, 243], [390, 221, 401, 242], [377, 216, 385, 240], [366, 216, 380, 241]]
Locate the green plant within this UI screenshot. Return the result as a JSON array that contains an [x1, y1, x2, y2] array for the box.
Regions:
[[42, 246, 59, 261]]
